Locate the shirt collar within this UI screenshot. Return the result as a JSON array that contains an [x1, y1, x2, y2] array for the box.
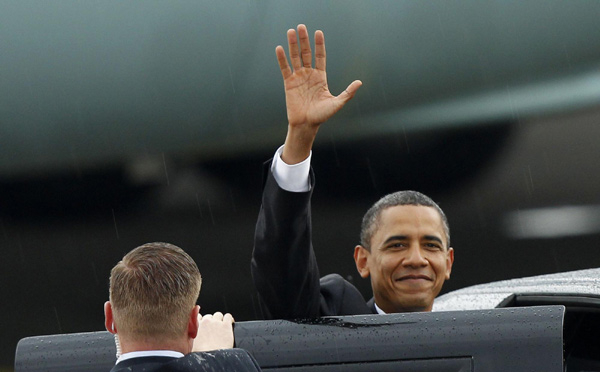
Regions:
[[116, 350, 184, 364], [374, 302, 387, 314]]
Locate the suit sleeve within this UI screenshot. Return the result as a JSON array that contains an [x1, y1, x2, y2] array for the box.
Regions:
[[251, 160, 321, 319]]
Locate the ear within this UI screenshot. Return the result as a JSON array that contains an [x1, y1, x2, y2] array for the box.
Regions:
[[445, 247, 455, 280], [354, 245, 371, 279], [104, 301, 117, 334], [187, 305, 200, 339]]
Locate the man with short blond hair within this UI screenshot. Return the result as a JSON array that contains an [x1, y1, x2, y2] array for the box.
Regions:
[[108, 242, 202, 346], [105, 242, 261, 372]]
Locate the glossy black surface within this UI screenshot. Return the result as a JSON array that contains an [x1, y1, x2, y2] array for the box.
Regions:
[[16, 306, 564, 372]]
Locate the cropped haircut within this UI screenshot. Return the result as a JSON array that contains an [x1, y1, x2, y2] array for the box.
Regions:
[[360, 190, 450, 251], [109, 242, 202, 342]]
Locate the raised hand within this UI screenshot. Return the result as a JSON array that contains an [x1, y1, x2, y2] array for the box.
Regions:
[[277, 24, 362, 164]]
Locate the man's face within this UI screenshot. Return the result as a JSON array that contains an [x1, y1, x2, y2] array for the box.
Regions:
[[354, 205, 454, 313]]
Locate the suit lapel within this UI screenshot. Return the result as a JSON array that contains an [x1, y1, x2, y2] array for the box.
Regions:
[[366, 297, 377, 314]]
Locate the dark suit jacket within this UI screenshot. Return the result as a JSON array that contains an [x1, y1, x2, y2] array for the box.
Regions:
[[110, 349, 261, 372], [252, 161, 376, 320]]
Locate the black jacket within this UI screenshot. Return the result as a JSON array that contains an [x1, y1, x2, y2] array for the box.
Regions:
[[252, 161, 375, 319], [110, 349, 261, 372]]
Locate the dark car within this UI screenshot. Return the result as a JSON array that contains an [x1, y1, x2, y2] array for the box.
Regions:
[[15, 267, 600, 372]]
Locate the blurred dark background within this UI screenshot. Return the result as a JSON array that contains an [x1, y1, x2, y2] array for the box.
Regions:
[[2, 1, 600, 370]]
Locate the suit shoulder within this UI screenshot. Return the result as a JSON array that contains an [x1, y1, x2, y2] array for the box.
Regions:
[[319, 274, 371, 316], [158, 349, 261, 372]]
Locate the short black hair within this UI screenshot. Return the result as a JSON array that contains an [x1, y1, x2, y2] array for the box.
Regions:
[[360, 190, 450, 250]]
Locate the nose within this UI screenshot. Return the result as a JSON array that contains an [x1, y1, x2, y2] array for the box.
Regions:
[[402, 244, 428, 268]]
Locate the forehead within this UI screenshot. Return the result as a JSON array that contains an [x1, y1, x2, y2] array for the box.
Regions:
[[372, 205, 446, 243]]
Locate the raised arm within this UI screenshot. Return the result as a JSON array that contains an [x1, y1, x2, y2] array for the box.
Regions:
[[277, 24, 362, 164], [252, 25, 362, 320]]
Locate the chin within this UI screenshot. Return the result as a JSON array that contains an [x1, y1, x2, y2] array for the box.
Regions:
[[395, 296, 431, 312]]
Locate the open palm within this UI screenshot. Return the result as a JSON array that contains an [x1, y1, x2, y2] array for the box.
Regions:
[[277, 25, 362, 129]]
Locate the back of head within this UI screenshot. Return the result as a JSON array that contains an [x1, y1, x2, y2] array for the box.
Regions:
[[109, 242, 202, 343], [360, 190, 451, 250]]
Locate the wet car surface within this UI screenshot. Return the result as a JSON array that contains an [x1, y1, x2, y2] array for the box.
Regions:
[[16, 268, 600, 371]]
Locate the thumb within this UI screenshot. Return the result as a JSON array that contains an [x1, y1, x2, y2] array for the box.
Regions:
[[336, 80, 362, 103]]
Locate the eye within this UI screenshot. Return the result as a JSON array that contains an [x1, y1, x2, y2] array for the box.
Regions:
[[388, 242, 407, 249], [424, 242, 442, 250]]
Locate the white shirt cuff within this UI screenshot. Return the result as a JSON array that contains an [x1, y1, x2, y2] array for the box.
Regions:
[[271, 145, 311, 192]]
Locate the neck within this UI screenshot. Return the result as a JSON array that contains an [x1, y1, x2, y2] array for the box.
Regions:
[[375, 300, 432, 314], [118, 334, 191, 355]]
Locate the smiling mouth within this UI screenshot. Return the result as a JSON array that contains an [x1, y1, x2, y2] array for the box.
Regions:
[[395, 275, 432, 282]]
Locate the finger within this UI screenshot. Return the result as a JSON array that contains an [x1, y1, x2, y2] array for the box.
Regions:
[[197, 313, 203, 321], [336, 80, 363, 103], [202, 313, 213, 319], [223, 313, 234, 324], [297, 24, 312, 68], [287, 28, 302, 71], [314, 30, 326, 71], [276, 45, 292, 80], [213, 312, 224, 320]]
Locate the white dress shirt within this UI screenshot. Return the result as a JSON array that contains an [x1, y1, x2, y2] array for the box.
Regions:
[[116, 350, 184, 364], [374, 303, 387, 315], [271, 145, 312, 192]]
